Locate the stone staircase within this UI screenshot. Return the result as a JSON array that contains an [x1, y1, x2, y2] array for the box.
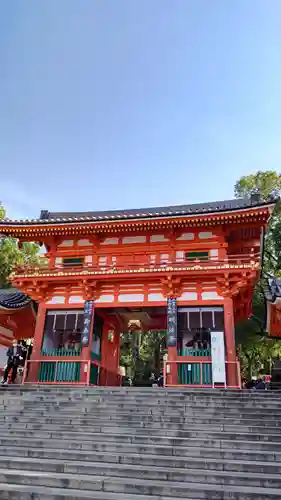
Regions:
[[0, 386, 281, 499]]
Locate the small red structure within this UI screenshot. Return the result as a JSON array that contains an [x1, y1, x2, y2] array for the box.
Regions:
[[0, 196, 276, 387], [0, 289, 35, 347], [266, 278, 281, 338], [0, 289, 36, 376]]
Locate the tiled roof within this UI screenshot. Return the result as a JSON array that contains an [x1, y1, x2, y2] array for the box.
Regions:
[[0, 289, 31, 309], [0, 196, 276, 225], [40, 198, 272, 222]]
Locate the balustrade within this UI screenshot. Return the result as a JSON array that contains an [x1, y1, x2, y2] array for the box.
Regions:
[[13, 252, 260, 278]]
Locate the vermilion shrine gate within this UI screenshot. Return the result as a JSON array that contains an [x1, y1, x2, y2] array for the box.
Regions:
[[0, 196, 275, 387]]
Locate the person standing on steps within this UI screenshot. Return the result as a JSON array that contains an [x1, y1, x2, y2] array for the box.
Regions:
[[1, 340, 24, 385]]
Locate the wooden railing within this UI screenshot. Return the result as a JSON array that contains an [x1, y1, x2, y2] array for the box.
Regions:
[[22, 358, 121, 386], [41, 347, 82, 357], [22, 359, 90, 385], [163, 359, 241, 389], [12, 253, 260, 278], [179, 348, 211, 357]]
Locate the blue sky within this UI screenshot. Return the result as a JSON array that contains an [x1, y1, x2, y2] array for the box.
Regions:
[[0, 1, 281, 220]]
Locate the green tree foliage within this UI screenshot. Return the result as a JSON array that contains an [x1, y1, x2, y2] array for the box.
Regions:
[[120, 330, 166, 383], [0, 202, 40, 288], [234, 171, 281, 376], [234, 170, 281, 201], [0, 204, 5, 220]]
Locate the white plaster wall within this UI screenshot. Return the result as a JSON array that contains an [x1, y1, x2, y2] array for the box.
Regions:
[[122, 236, 146, 244], [201, 291, 223, 300], [160, 253, 169, 263], [119, 283, 143, 288], [95, 295, 115, 303], [177, 233, 194, 241], [210, 248, 219, 260], [77, 239, 92, 246], [199, 232, 214, 239], [58, 240, 74, 247], [176, 251, 184, 261], [118, 293, 144, 302], [69, 296, 84, 304], [210, 249, 219, 257], [101, 238, 119, 245], [150, 234, 169, 242], [178, 292, 198, 301], [148, 293, 166, 302], [46, 296, 66, 305]]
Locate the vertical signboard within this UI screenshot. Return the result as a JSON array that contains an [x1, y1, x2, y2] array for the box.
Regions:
[[211, 331, 226, 384], [82, 300, 94, 346], [167, 298, 177, 347]]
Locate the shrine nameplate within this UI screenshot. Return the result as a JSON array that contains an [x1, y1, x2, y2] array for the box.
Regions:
[[167, 298, 177, 347], [82, 300, 94, 346]]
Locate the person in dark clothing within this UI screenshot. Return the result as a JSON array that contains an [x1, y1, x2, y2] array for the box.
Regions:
[[1, 340, 24, 385], [255, 378, 266, 390]]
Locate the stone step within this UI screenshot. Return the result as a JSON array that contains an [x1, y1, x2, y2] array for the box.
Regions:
[[2, 385, 280, 395], [1, 408, 280, 419], [0, 470, 280, 500], [0, 416, 281, 435], [0, 387, 280, 498], [3, 392, 281, 400], [0, 460, 279, 488], [2, 421, 280, 436], [4, 391, 279, 398], [6, 398, 281, 406], [5, 396, 275, 405], [1, 443, 280, 464], [1, 393, 279, 400], [1, 392, 280, 401], [0, 481, 280, 500], [1, 452, 281, 474], [0, 483, 193, 500], [0, 469, 279, 499], [1, 434, 281, 454], [1, 427, 281, 444], [0, 387, 279, 400], [4, 399, 281, 409], [2, 418, 281, 433], [1, 413, 280, 427]]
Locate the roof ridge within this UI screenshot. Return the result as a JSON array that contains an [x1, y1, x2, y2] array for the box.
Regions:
[[0, 196, 277, 225]]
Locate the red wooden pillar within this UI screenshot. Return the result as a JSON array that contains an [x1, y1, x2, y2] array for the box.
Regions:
[[167, 346, 178, 385], [101, 319, 120, 385], [224, 297, 238, 387], [28, 303, 46, 383], [80, 346, 91, 384], [31, 303, 46, 359]]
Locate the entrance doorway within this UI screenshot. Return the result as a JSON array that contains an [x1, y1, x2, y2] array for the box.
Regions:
[[99, 306, 167, 386]]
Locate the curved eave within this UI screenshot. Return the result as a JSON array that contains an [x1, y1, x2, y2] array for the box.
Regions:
[[0, 305, 29, 314], [0, 205, 274, 238], [0, 292, 32, 310]]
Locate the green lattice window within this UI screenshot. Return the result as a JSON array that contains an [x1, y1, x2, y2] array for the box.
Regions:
[[185, 251, 209, 261], [63, 257, 84, 267]]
